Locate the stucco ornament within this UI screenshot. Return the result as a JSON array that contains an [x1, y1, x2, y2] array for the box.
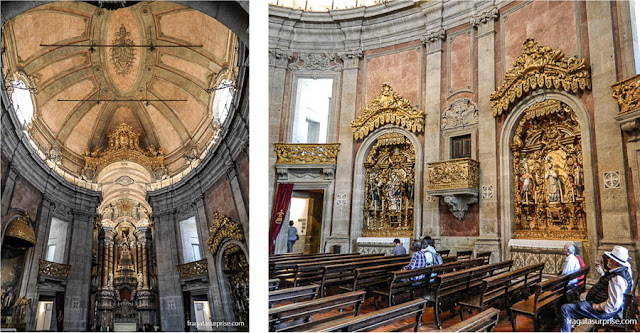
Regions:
[[273, 143, 340, 164], [441, 98, 478, 130], [206, 212, 245, 255], [351, 84, 425, 140], [491, 38, 591, 117], [110, 25, 136, 76]]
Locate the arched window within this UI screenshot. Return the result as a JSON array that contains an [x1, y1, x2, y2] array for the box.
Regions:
[[212, 79, 234, 124], [10, 80, 34, 126]]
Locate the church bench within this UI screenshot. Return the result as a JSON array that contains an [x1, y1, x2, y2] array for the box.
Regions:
[[268, 290, 366, 332], [458, 263, 545, 323], [509, 265, 590, 331], [457, 250, 473, 260], [437, 249, 451, 257], [269, 284, 321, 308], [319, 255, 410, 297], [299, 298, 427, 332], [476, 251, 492, 265], [426, 260, 513, 329], [269, 278, 280, 291], [443, 255, 458, 264], [272, 253, 383, 285], [442, 307, 500, 332], [350, 262, 409, 298], [270, 253, 379, 280], [288, 254, 388, 287], [595, 292, 637, 332], [375, 258, 485, 310]]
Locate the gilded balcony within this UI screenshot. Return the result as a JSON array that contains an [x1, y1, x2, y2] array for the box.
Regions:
[[273, 143, 340, 165], [177, 259, 208, 279], [427, 158, 479, 193], [427, 158, 479, 220], [613, 74, 640, 141], [39, 259, 70, 280]]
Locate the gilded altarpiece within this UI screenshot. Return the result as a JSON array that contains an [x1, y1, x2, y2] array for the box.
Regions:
[[362, 133, 415, 237], [511, 100, 587, 240]]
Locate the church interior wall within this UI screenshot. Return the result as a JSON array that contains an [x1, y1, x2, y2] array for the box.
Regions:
[[269, 0, 640, 274]]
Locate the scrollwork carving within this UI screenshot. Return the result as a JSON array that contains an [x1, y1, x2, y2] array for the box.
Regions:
[[427, 158, 479, 191], [39, 259, 70, 279], [206, 212, 245, 256], [491, 38, 591, 117], [177, 259, 208, 279], [612, 74, 640, 115], [441, 98, 478, 130], [273, 143, 340, 164], [288, 53, 342, 71], [351, 84, 425, 140]]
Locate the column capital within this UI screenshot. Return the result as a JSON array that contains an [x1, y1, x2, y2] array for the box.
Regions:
[[269, 48, 293, 69], [471, 7, 498, 37], [337, 49, 363, 69], [421, 28, 445, 54]]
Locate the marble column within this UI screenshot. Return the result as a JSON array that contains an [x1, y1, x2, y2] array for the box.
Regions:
[[585, 1, 637, 256], [421, 29, 445, 242], [471, 7, 502, 262], [332, 49, 362, 252]]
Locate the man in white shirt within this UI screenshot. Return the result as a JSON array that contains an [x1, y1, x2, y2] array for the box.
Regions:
[[560, 246, 633, 332], [561, 243, 581, 285]]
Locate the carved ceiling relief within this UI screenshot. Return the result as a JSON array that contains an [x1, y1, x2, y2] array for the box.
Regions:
[[511, 100, 587, 240], [362, 133, 416, 237]]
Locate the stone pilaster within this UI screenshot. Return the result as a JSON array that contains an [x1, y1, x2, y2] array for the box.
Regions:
[[472, 7, 501, 261], [268, 48, 293, 215], [1, 165, 18, 220], [225, 160, 249, 242], [421, 29, 445, 240], [330, 49, 362, 252], [585, 2, 637, 259]]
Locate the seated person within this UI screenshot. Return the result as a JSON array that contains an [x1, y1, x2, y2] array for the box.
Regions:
[[403, 240, 427, 280], [561, 243, 581, 285], [392, 238, 407, 256], [560, 246, 633, 332]]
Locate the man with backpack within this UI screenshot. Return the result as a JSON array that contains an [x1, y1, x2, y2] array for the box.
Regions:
[[421, 236, 443, 266]]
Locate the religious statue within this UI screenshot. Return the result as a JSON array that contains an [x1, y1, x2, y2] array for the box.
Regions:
[[386, 175, 402, 212], [137, 272, 143, 288], [545, 158, 562, 203], [369, 176, 383, 211], [12, 297, 32, 323], [108, 272, 114, 288], [519, 161, 536, 204]]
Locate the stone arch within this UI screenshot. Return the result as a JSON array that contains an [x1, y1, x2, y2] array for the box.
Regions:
[[214, 238, 248, 327], [499, 89, 599, 263], [350, 125, 423, 251]]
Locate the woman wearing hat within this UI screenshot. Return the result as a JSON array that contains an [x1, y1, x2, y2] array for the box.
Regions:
[[560, 245, 633, 332]]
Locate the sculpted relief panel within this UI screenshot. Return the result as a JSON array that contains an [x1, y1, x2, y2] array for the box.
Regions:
[[511, 100, 587, 240], [362, 133, 416, 237]]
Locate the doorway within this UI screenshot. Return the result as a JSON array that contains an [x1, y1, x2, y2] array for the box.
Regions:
[[290, 190, 324, 253], [193, 301, 213, 332], [35, 301, 53, 331]]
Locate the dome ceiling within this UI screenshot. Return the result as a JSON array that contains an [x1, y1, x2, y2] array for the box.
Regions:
[[2, 1, 238, 180]]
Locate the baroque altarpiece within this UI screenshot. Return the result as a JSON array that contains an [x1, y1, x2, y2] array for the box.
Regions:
[[511, 100, 587, 240]]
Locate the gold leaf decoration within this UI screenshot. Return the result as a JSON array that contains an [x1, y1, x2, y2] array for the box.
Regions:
[[273, 143, 340, 164], [491, 38, 591, 117], [177, 259, 208, 279], [83, 123, 165, 177], [207, 212, 245, 256], [39, 259, 70, 279], [427, 158, 479, 191], [351, 84, 425, 140], [612, 74, 640, 115]]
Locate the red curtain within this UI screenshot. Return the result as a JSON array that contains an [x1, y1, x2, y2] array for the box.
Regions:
[[269, 183, 294, 254]]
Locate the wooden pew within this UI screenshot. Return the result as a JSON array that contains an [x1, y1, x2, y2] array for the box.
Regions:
[[458, 263, 545, 323], [375, 258, 485, 309], [300, 299, 427, 332], [270, 253, 381, 280], [268, 290, 366, 332], [443, 255, 458, 264], [509, 265, 590, 331], [457, 250, 473, 260], [350, 262, 408, 298], [438, 249, 451, 257], [289, 254, 392, 287], [443, 307, 500, 332], [476, 251, 492, 265], [319, 255, 410, 296], [427, 260, 513, 329], [269, 284, 321, 308], [596, 292, 638, 332], [269, 278, 280, 291]]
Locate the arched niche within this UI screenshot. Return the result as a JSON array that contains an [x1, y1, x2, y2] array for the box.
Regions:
[[499, 90, 599, 264], [350, 125, 423, 251], [214, 239, 248, 331]]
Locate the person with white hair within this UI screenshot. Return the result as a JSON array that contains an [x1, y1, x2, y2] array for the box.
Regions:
[[560, 246, 633, 332], [561, 243, 581, 285]]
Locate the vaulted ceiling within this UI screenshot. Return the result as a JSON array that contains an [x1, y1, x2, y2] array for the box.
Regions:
[[2, 1, 238, 177]]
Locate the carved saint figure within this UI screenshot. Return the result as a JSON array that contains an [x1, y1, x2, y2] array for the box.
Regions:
[[369, 176, 383, 211], [545, 158, 563, 203], [520, 161, 535, 204], [108, 272, 114, 288], [386, 175, 403, 212]]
